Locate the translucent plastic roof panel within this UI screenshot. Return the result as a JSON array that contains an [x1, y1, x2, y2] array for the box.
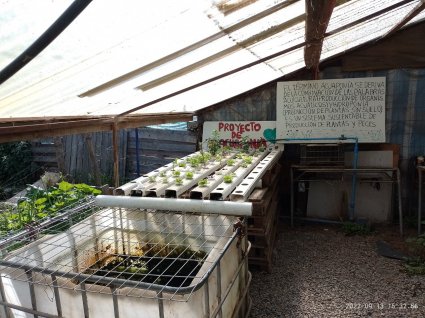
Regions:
[[0, 0, 73, 70], [321, 0, 425, 62], [0, 0, 424, 121]]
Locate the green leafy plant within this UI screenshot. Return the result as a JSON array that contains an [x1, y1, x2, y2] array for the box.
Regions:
[[198, 179, 208, 187], [0, 141, 38, 199], [207, 130, 221, 156], [406, 234, 425, 257], [243, 155, 253, 165], [203, 152, 212, 162], [0, 181, 101, 237], [223, 174, 234, 183], [159, 171, 166, 178], [172, 170, 181, 177], [240, 135, 250, 153], [226, 159, 235, 166], [185, 171, 194, 180], [404, 257, 425, 275], [404, 234, 425, 275], [161, 177, 169, 184], [178, 160, 186, 168], [148, 176, 157, 183], [188, 157, 199, 168], [213, 154, 223, 162], [222, 146, 232, 155], [196, 151, 210, 166], [175, 177, 183, 186], [341, 222, 372, 236]]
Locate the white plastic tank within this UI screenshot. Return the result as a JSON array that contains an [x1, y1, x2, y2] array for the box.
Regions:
[[0, 208, 250, 318]]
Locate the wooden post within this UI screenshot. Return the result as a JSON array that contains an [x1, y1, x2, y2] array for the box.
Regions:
[[84, 133, 101, 186], [304, 0, 336, 73], [112, 122, 120, 188]]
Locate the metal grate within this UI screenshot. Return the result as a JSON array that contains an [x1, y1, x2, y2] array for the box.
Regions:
[[0, 206, 240, 303], [300, 144, 345, 166]]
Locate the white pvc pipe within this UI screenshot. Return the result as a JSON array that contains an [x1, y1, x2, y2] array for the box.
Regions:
[[95, 195, 252, 216]]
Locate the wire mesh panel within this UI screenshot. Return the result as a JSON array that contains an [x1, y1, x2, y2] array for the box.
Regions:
[[300, 144, 345, 166], [0, 205, 248, 318]]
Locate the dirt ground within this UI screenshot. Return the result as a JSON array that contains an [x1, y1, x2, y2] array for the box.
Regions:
[[249, 222, 425, 318]]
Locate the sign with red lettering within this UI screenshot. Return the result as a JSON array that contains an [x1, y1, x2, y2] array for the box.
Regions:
[[202, 121, 276, 149], [276, 77, 386, 143]]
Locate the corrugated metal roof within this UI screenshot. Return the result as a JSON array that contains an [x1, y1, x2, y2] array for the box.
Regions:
[[0, 0, 424, 120]]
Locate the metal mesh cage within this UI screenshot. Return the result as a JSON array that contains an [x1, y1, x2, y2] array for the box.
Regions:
[[299, 144, 345, 166], [0, 204, 249, 318]]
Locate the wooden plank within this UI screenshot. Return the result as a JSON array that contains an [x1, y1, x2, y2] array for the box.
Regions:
[[248, 188, 269, 202], [31, 145, 57, 154], [248, 194, 279, 240], [101, 132, 109, 175], [54, 137, 65, 173], [130, 127, 197, 143], [261, 164, 281, 187], [119, 130, 128, 181], [127, 140, 196, 153], [32, 156, 58, 163], [0, 113, 194, 143], [127, 149, 194, 161], [77, 135, 85, 177], [156, 130, 195, 142], [63, 136, 70, 174], [84, 133, 101, 186], [70, 135, 78, 177], [127, 156, 174, 165]]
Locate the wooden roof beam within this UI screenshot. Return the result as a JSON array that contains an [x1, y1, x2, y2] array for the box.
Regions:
[[0, 113, 193, 143], [304, 0, 336, 79]]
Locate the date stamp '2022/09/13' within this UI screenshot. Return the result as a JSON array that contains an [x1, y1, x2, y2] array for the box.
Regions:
[[345, 302, 420, 311]]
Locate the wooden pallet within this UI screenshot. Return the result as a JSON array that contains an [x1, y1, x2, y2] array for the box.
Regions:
[[246, 164, 281, 272], [250, 165, 281, 216]]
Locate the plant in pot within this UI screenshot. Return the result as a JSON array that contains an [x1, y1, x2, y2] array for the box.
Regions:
[[240, 135, 250, 153], [173, 170, 181, 178], [223, 174, 234, 183], [175, 177, 183, 186], [226, 159, 235, 166], [243, 155, 253, 165], [188, 157, 199, 168], [148, 176, 156, 183], [198, 178, 208, 187], [207, 130, 221, 156]]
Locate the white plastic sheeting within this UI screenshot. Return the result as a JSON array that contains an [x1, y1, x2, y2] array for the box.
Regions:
[[0, 0, 424, 119]]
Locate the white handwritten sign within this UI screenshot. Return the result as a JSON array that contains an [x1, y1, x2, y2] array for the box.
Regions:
[[276, 77, 386, 143], [202, 121, 276, 149]]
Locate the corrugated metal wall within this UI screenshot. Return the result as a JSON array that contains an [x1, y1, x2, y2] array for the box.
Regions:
[[200, 66, 425, 215]]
